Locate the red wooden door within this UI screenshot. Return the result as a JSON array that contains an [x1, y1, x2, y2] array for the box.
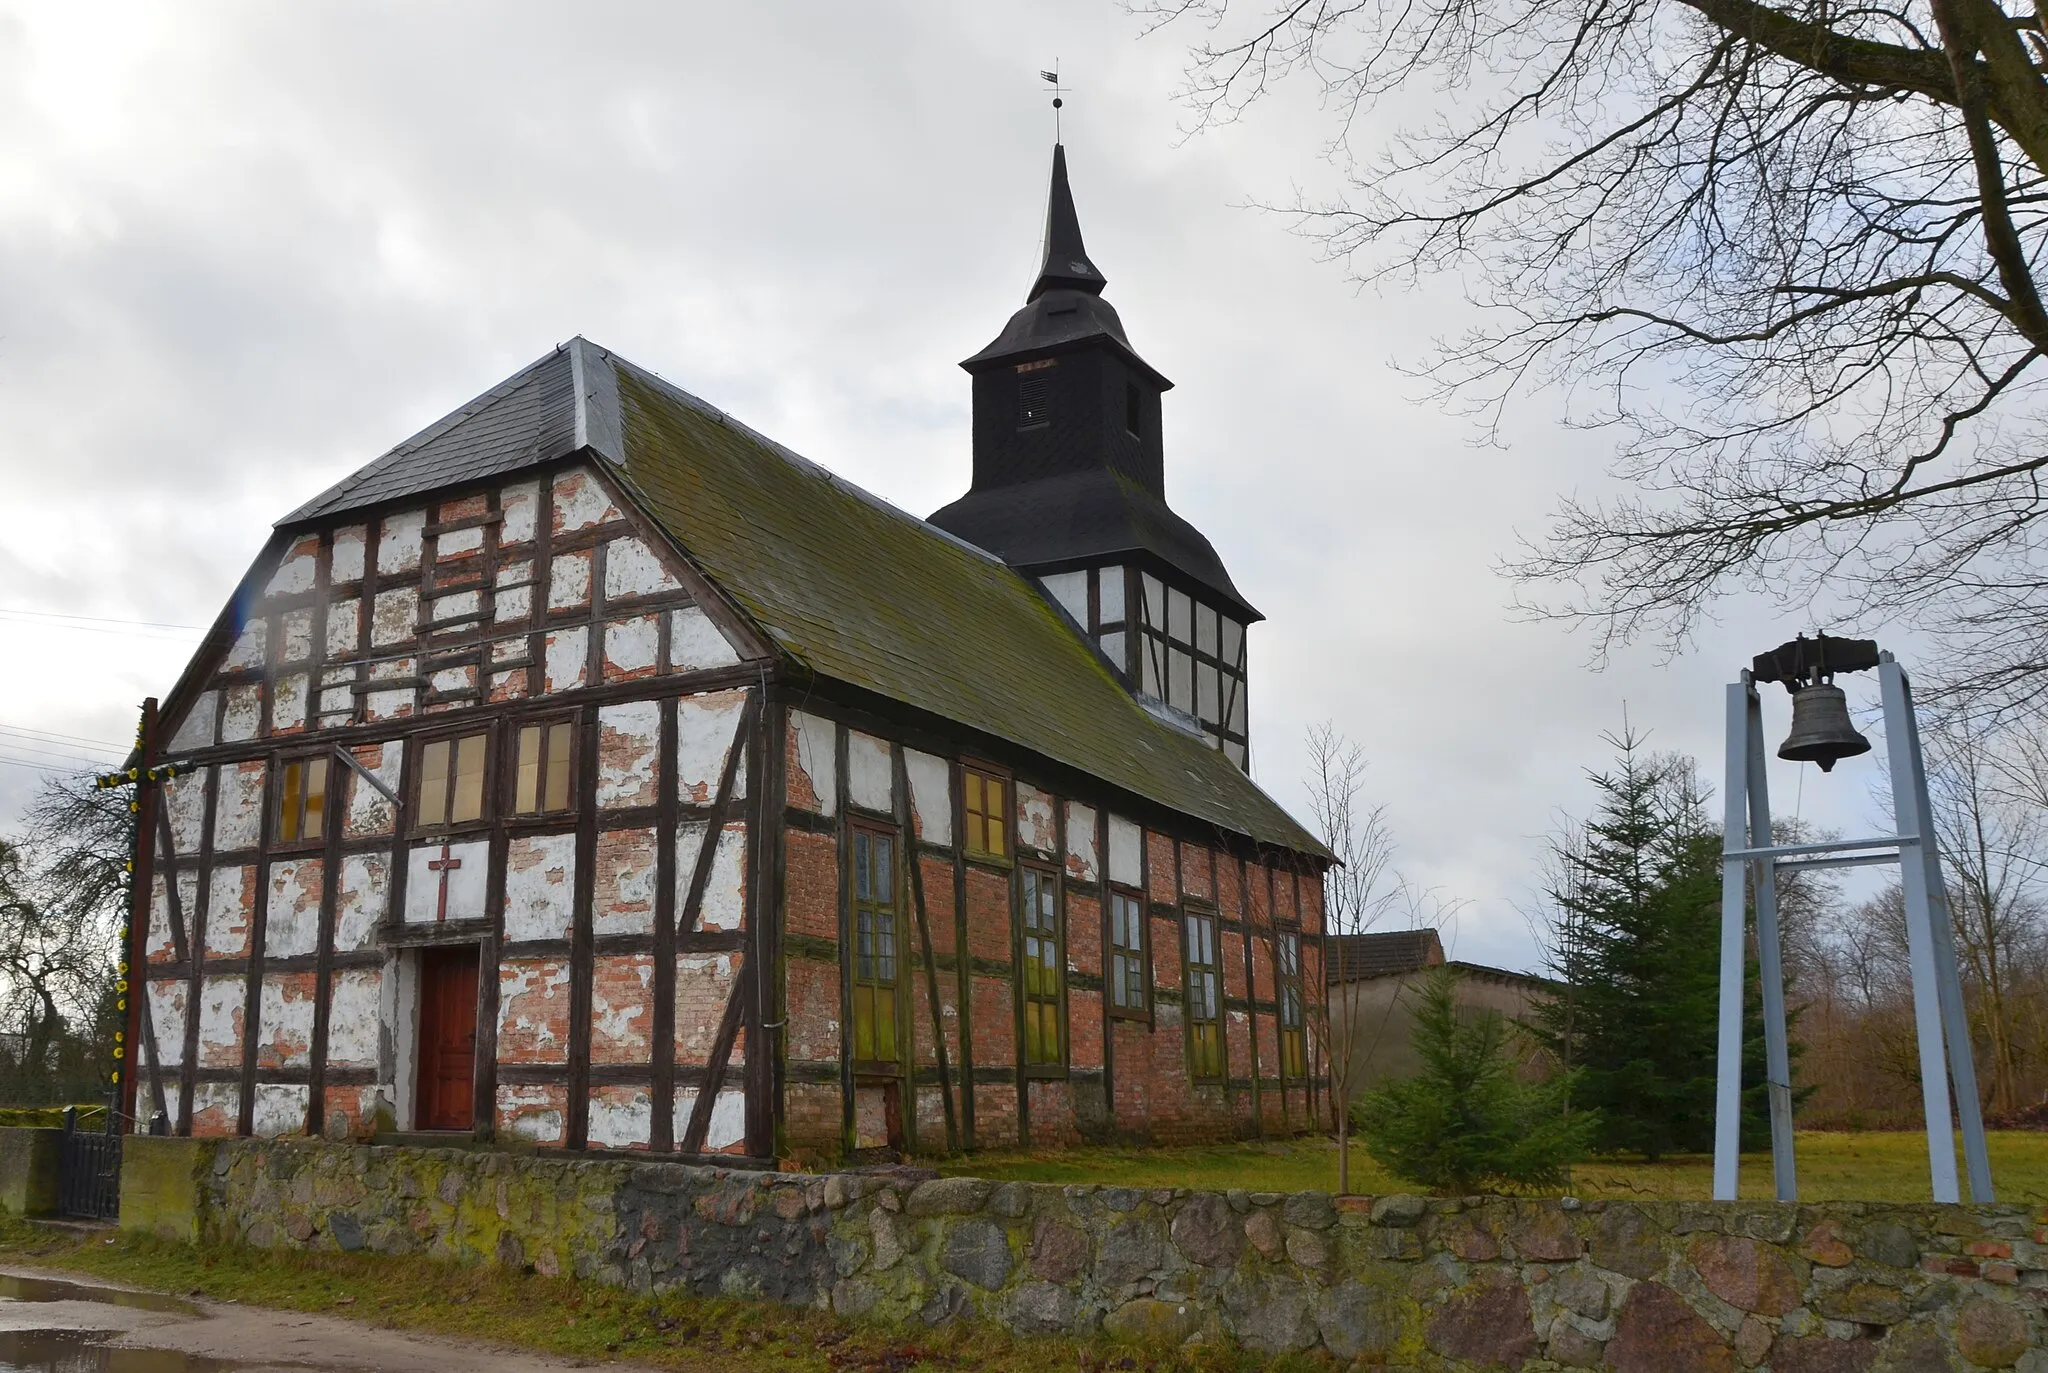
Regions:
[[416, 946, 479, 1130]]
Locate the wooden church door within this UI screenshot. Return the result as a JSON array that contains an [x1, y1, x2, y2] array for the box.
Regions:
[[416, 946, 479, 1131]]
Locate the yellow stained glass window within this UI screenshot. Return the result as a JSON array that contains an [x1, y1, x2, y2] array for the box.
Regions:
[[964, 767, 1007, 859]]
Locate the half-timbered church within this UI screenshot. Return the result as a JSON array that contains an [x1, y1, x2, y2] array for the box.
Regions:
[[125, 144, 1333, 1163]]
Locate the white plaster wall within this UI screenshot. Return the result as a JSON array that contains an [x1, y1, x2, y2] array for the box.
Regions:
[[496, 961, 572, 1060], [221, 684, 262, 744], [191, 1082, 239, 1129], [548, 552, 592, 612], [596, 700, 662, 808], [326, 969, 381, 1068], [258, 978, 315, 1068], [1109, 815, 1144, 888], [196, 975, 244, 1064], [790, 711, 836, 814], [677, 690, 749, 803], [846, 731, 892, 813], [371, 588, 418, 646], [500, 483, 538, 544], [496, 1083, 564, 1145], [591, 830, 658, 938], [167, 694, 217, 753], [271, 674, 308, 731], [252, 1083, 309, 1139], [335, 854, 388, 951], [403, 839, 489, 923], [387, 951, 420, 1129], [675, 822, 746, 930], [147, 871, 197, 961], [1041, 570, 1088, 625], [670, 605, 739, 672], [145, 982, 187, 1067], [280, 609, 314, 662], [604, 616, 660, 676], [504, 833, 577, 941], [552, 469, 620, 531], [325, 600, 360, 659], [224, 621, 266, 672], [164, 771, 208, 853], [672, 1087, 747, 1152], [344, 742, 403, 838], [330, 525, 366, 582], [545, 627, 589, 692], [905, 750, 951, 845], [205, 867, 252, 957]]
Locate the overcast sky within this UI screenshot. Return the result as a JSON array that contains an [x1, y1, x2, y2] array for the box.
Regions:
[[0, 2, 1906, 971]]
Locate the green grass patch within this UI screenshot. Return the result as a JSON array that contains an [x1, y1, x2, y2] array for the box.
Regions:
[[934, 1130, 2048, 1204], [0, 1215, 1298, 1373], [0, 1105, 107, 1130]]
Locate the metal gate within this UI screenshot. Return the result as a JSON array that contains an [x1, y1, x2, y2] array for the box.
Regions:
[[57, 1107, 121, 1220]]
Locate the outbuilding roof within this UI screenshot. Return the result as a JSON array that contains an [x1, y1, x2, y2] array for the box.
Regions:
[[280, 339, 1328, 859]]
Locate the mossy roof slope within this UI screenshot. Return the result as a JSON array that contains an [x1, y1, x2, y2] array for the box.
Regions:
[[607, 358, 1327, 858]]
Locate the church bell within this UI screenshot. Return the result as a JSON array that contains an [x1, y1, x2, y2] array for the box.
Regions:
[[1777, 683, 1871, 772]]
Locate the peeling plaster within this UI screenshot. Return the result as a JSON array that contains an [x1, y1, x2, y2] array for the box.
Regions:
[[592, 829, 657, 937], [675, 954, 737, 1061], [1016, 784, 1057, 856], [675, 822, 746, 930], [588, 956, 654, 1063], [906, 750, 951, 845], [846, 732, 892, 813], [496, 1083, 565, 1145], [596, 700, 661, 808], [190, 1082, 239, 1136], [603, 615, 660, 679], [164, 770, 208, 852], [500, 483, 539, 544], [1109, 815, 1143, 888], [326, 600, 360, 658], [544, 627, 588, 693], [586, 1085, 653, 1149], [677, 690, 748, 803], [790, 712, 836, 815], [431, 589, 481, 624], [221, 684, 262, 743], [377, 510, 425, 576], [252, 1083, 309, 1138], [603, 536, 681, 599], [504, 834, 577, 942], [548, 551, 592, 612], [335, 854, 389, 951], [147, 871, 196, 961], [326, 969, 381, 1068], [264, 859, 322, 958], [215, 763, 266, 851], [196, 975, 245, 1068], [344, 742, 402, 838], [372, 588, 418, 646], [258, 976, 315, 1067], [145, 982, 187, 1067], [552, 469, 621, 533], [224, 621, 266, 672], [273, 674, 308, 731], [331, 526, 366, 582], [205, 866, 253, 957], [669, 605, 739, 671], [281, 609, 314, 662], [497, 960, 573, 1061], [438, 525, 484, 558], [1066, 803, 1100, 882], [497, 586, 533, 624]]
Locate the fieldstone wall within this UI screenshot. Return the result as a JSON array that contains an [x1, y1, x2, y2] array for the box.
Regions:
[[123, 1137, 2047, 1368]]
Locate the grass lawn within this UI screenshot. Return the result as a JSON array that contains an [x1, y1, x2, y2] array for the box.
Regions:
[[0, 1216, 1288, 1373], [932, 1130, 2048, 1205]]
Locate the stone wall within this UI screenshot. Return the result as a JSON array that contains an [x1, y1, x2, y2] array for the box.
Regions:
[[0, 1127, 60, 1217], [121, 1137, 2046, 1368]]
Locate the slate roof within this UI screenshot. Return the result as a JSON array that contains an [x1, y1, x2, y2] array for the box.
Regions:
[[277, 339, 1329, 858]]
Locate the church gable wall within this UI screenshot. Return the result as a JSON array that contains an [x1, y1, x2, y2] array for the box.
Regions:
[[775, 706, 1326, 1164], [133, 458, 773, 1160]]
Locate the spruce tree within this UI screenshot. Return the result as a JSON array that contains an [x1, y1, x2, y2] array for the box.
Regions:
[[1534, 731, 1727, 1160]]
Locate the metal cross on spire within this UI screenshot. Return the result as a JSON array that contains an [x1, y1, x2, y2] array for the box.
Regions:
[[1041, 66, 1067, 141]]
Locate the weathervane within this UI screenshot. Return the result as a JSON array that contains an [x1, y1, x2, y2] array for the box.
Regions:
[[1041, 66, 1067, 141]]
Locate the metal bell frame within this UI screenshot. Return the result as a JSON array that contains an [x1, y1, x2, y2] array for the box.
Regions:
[[1714, 646, 1993, 1203]]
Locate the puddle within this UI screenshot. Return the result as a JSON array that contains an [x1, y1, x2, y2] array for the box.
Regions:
[[0, 1331, 230, 1373], [0, 1281, 195, 1317]]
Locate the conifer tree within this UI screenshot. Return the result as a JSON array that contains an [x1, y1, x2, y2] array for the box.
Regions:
[[1534, 730, 1728, 1160]]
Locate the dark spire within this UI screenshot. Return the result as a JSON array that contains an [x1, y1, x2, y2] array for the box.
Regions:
[[1028, 145, 1106, 301]]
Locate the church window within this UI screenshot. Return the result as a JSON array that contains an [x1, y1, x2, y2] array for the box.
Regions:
[[1020, 867, 1064, 1067], [1185, 906, 1224, 1079], [851, 827, 899, 1064], [276, 756, 329, 845], [963, 766, 1009, 860], [1277, 929, 1306, 1078], [1125, 382, 1143, 437], [512, 719, 575, 815], [1018, 375, 1052, 429], [417, 731, 489, 829], [1108, 889, 1147, 1015]]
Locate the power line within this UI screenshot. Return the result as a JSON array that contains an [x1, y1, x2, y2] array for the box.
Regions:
[[0, 606, 207, 632], [0, 740, 107, 770], [0, 723, 128, 755], [0, 753, 84, 776]]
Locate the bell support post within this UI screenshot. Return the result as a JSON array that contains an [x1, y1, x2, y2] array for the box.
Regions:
[[1713, 644, 1993, 1203]]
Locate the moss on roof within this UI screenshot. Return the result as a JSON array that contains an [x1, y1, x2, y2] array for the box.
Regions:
[[610, 363, 1328, 859]]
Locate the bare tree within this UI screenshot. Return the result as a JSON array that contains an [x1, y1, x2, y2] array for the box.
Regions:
[[1302, 722, 1401, 1194], [1145, 0, 2048, 713]]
